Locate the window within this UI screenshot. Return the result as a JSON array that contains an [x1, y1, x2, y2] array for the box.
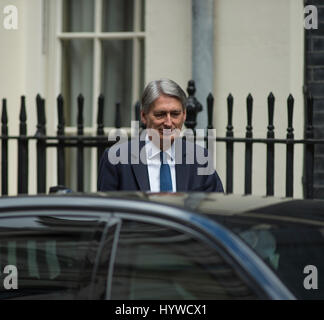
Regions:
[[0, 214, 106, 299], [111, 220, 257, 300], [237, 225, 324, 300], [49, 0, 145, 191], [59, 0, 145, 127]]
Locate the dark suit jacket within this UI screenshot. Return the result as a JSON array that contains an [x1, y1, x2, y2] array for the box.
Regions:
[[97, 139, 224, 192]]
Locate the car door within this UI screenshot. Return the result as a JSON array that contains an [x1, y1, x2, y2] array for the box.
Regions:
[[106, 214, 262, 300], [0, 210, 111, 300]]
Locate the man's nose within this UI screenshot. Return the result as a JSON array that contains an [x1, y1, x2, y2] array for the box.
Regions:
[[164, 113, 172, 126]]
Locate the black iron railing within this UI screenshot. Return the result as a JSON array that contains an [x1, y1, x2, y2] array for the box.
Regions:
[[0, 80, 316, 198]]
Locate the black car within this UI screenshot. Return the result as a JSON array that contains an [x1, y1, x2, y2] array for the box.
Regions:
[[0, 192, 322, 300]]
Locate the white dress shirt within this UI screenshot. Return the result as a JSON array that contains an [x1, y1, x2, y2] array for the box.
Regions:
[[145, 135, 176, 192]]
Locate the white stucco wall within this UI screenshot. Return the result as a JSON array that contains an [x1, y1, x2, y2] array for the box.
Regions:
[[213, 0, 305, 198], [0, 0, 44, 195], [145, 0, 192, 92], [0, 0, 25, 195]]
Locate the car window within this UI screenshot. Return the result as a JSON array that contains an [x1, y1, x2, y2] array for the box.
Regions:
[[238, 225, 324, 300], [0, 214, 106, 299], [110, 220, 258, 300], [215, 215, 324, 300]]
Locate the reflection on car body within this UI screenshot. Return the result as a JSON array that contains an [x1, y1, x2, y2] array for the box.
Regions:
[[0, 193, 322, 299]]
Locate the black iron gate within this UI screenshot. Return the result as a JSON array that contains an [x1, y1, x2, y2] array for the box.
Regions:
[[0, 80, 316, 198]]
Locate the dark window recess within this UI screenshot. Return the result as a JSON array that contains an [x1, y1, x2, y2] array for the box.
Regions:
[[305, 0, 324, 198], [111, 220, 257, 300], [0, 214, 105, 300]]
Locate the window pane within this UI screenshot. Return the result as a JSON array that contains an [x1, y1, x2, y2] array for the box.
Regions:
[[102, 0, 145, 32], [63, 0, 95, 32], [61, 39, 93, 126], [111, 220, 257, 300], [101, 40, 133, 127], [0, 215, 104, 299], [141, 0, 145, 31], [139, 39, 145, 97]]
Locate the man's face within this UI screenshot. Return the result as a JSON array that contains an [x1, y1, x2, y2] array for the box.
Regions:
[[141, 94, 186, 149]]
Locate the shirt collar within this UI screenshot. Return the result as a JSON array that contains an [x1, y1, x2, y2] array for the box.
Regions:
[[145, 134, 174, 161]]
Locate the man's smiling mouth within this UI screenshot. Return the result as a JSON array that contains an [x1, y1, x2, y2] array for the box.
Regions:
[[160, 129, 175, 135]]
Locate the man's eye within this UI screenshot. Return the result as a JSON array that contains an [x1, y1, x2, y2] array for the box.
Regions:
[[155, 113, 164, 118]]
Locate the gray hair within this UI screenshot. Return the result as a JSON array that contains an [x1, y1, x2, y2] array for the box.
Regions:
[[141, 78, 187, 113]]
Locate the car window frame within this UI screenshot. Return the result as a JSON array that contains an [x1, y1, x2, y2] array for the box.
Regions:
[[107, 212, 269, 300], [88, 216, 121, 300], [0, 209, 112, 300]]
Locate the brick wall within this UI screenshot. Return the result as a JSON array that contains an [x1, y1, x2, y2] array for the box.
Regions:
[[305, 0, 324, 198]]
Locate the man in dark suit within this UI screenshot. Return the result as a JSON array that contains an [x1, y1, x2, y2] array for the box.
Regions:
[[98, 78, 224, 192]]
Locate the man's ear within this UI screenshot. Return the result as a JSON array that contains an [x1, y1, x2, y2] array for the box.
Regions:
[[183, 108, 187, 121], [140, 110, 147, 125]]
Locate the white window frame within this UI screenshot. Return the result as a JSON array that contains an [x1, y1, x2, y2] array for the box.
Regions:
[[46, 0, 145, 191]]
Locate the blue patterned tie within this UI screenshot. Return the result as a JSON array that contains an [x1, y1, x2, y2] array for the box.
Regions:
[[160, 152, 172, 192]]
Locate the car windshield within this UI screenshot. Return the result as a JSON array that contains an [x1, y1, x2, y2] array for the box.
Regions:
[[209, 212, 324, 300]]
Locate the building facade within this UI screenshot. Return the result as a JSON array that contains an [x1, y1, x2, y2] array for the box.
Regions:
[[0, 0, 306, 197]]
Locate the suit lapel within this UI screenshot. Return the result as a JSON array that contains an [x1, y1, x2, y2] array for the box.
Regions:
[[131, 140, 150, 191]]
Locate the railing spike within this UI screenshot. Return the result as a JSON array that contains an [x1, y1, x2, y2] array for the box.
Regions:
[[207, 93, 214, 129], [134, 101, 141, 122], [115, 102, 121, 129], [267, 92, 275, 130], [227, 94, 234, 131], [287, 94, 294, 134], [20, 96, 26, 122], [2, 99, 7, 124], [185, 79, 202, 130], [97, 94, 104, 125], [246, 93, 253, 130]]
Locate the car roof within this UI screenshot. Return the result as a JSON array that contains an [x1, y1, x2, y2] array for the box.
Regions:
[[1, 192, 324, 226], [0, 192, 296, 299]]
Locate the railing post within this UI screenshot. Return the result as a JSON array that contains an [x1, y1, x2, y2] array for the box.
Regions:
[[18, 96, 28, 194], [77, 94, 84, 192], [57, 94, 65, 186], [207, 93, 214, 130], [205, 93, 216, 172], [245, 94, 253, 195], [206, 93, 214, 150], [304, 92, 314, 199], [286, 94, 294, 197], [35, 94, 47, 194], [266, 93, 275, 196], [97, 94, 105, 172], [226, 94, 234, 194], [135, 101, 146, 130], [185, 80, 203, 131], [115, 102, 121, 129], [1, 99, 8, 195]]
